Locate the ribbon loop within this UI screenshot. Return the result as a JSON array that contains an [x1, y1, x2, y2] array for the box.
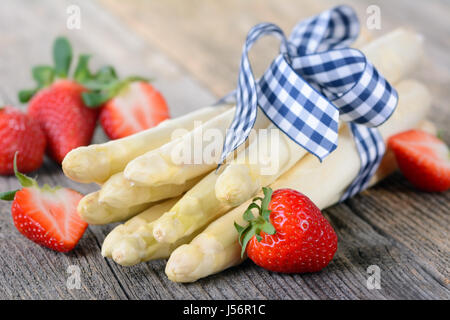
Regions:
[[288, 5, 359, 55], [223, 23, 290, 159], [258, 54, 339, 160], [219, 5, 399, 200]]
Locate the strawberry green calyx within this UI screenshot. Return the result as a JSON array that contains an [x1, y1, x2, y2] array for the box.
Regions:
[[234, 187, 276, 258], [0, 153, 64, 201], [0, 153, 37, 201], [19, 36, 150, 107], [73, 53, 149, 107], [81, 75, 149, 108], [19, 37, 72, 103]]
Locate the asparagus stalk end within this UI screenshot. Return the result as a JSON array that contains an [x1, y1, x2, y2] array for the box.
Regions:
[[62, 146, 111, 184], [215, 164, 259, 206], [124, 152, 176, 186]]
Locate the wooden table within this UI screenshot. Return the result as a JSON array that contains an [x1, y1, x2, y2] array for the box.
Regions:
[[0, 0, 448, 299]]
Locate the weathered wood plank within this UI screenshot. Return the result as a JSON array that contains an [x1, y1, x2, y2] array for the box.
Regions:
[[346, 173, 449, 287], [85, 187, 449, 300]]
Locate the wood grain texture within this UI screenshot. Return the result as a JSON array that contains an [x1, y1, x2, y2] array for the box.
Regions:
[[0, 0, 448, 300]]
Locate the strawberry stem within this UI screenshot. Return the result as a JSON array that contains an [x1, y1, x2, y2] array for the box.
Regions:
[[13, 152, 37, 187], [0, 153, 37, 201], [235, 187, 276, 258]]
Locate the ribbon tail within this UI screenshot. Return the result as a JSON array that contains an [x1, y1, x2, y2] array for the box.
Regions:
[[340, 123, 385, 201]]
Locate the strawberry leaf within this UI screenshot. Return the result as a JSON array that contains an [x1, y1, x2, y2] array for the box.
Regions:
[[234, 187, 276, 258], [18, 66, 54, 103], [261, 187, 273, 211], [0, 190, 18, 201], [32, 65, 55, 88], [234, 222, 245, 233], [18, 89, 38, 103], [243, 205, 258, 221], [74, 54, 93, 83], [53, 37, 72, 78], [94, 66, 118, 83], [261, 221, 276, 235], [81, 76, 149, 108], [235, 222, 250, 246], [240, 225, 257, 257], [82, 91, 114, 107]]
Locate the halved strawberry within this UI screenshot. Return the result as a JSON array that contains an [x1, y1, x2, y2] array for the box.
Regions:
[[388, 129, 450, 192], [0, 154, 87, 252], [99, 81, 170, 139]]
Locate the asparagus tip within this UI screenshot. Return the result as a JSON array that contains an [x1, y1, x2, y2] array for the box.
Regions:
[[165, 244, 204, 282]]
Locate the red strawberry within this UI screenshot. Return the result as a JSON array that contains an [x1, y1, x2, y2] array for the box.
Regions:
[[235, 187, 337, 273], [388, 129, 450, 192], [19, 37, 98, 164], [99, 81, 170, 139], [0, 154, 87, 252], [27, 80, 98, 163], [0, 106, 46, 175]]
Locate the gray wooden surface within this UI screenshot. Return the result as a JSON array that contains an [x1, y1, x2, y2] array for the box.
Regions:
[[0, 0, 448, 300]]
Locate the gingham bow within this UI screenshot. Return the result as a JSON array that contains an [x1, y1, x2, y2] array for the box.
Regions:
[[219, 5, 398, 200]]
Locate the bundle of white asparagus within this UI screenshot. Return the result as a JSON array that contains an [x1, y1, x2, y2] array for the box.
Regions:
[[62, 28, 435, 282]]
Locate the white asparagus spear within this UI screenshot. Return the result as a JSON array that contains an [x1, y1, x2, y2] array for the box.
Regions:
[[124, 107, 271, 187], [165, 79, 432, 282], [101, 198, 178, 265], [98, 171, 205, 208], [148, 30, 425, 241], [215, 28, 424, 207], [100, 170, 230, 263], [362, 28, 423, 84], [77, 191, 153, 225], [62, 104, 231, 184], [152, 171, 232, 244], [101, 197, 203, 266]]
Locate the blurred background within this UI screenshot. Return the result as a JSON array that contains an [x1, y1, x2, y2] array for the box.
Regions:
[[0, 0, 448, 135]]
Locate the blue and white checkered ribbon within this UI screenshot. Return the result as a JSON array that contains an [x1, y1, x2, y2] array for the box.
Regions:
[[219, 5, 398, 201]]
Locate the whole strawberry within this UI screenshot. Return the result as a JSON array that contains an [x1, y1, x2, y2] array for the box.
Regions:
[[19, 37, 98, 163], [388, 129, 450, 192], [0, 106, 46, 175], [235, 187, 337, 273], [0, 154, 87, 252], [27, 80, 97, 163]]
